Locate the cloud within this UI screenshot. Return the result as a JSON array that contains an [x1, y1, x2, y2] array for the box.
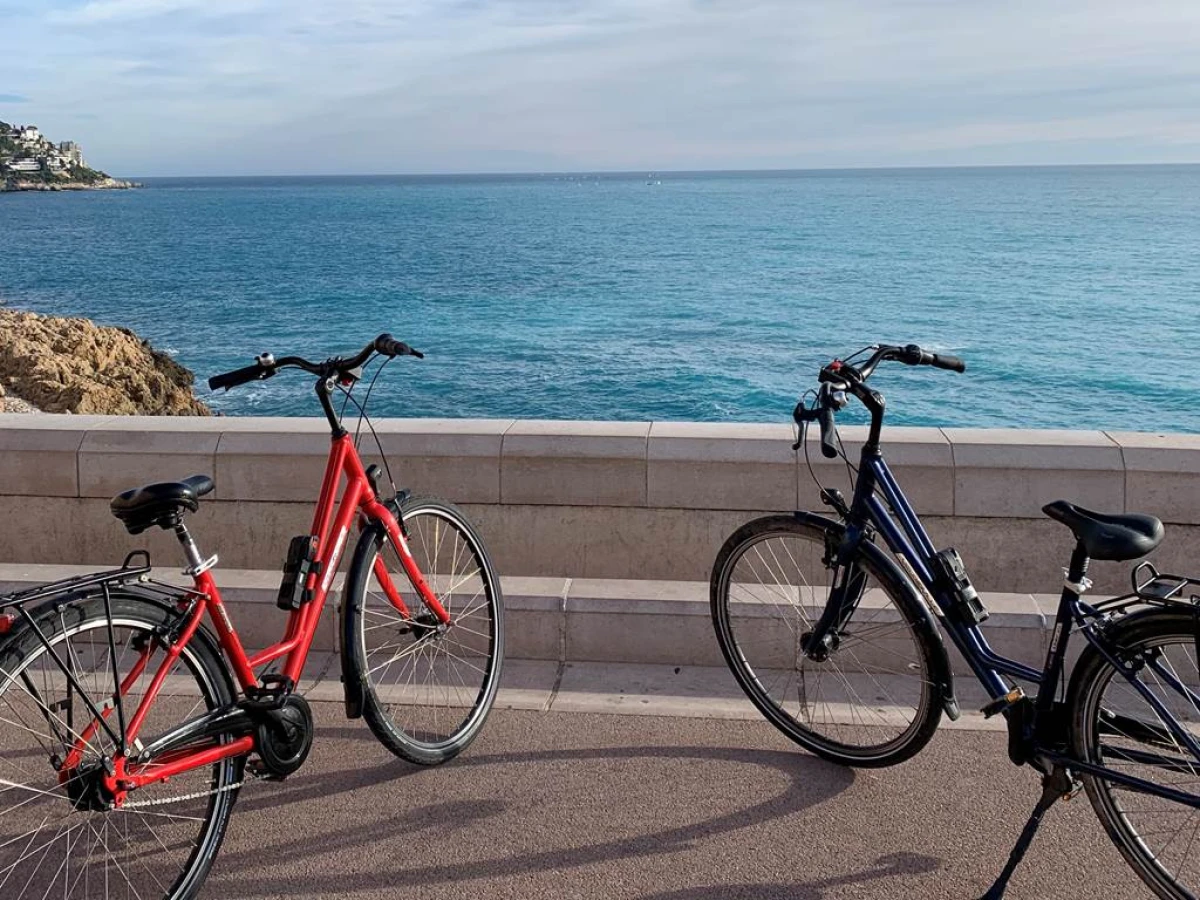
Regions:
[[8, 0, 1200, 174], [51, 0, 260, 25]]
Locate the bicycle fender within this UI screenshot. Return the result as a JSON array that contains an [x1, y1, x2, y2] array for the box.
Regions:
[[0, 588, 236, 704], [793, 510, 960, 721], [1064, 604, 1178, 708], [339, 520, 388, 720]]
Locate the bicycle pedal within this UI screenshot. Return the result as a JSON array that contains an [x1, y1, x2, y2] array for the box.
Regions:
[[981, 687, 1026, 719], [243, 674, 296, 710]]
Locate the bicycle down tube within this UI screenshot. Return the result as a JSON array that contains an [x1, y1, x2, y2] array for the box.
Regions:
[[854, 452, 1041, 699]]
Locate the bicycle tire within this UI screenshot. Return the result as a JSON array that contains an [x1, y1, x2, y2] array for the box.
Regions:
[[0, 590, 241, 900], [1069, 608, 1200, 900], [711, 514, 945, 767], [343, 496, 504, 765]]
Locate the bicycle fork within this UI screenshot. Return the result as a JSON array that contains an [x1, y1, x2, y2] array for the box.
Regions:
[[801, 535, 870, 662]]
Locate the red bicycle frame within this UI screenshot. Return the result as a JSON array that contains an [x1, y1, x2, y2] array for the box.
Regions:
[[80, 431, 449, 797]]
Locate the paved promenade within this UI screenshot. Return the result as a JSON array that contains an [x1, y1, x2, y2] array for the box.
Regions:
[[202, 697, 1147, 900]]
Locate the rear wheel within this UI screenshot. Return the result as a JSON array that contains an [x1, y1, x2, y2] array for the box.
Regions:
[[343, 496, 504, 765], [0, 592, 240, 900], [711, 515, 944, 767], [1069, 610, 1200, 899]]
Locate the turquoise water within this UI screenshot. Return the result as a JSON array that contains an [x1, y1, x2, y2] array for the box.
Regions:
[[1, 167, 1198, 431]]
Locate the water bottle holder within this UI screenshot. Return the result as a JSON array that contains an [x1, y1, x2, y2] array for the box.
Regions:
[[277, 535, 319, 611]]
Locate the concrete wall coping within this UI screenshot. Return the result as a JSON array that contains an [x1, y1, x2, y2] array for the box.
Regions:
[[1, 414, 1198, 523]]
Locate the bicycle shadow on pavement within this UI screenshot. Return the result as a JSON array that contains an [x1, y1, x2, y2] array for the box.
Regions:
[[208, 742, 855, 897], [637, 852, 942, 899]]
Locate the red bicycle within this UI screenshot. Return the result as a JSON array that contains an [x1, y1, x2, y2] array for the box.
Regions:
[[0, 334, 504, 900]]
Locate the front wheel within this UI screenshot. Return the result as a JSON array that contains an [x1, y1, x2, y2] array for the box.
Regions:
[[343, 496, 504, 765], [711, 515, 945, 767], [1069, 609, 1200, 899]]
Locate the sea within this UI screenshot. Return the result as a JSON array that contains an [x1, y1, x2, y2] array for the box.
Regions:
[[1, 166, 1198, 431]]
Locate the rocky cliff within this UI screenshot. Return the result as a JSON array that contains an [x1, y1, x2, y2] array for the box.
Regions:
[[0, 309, 210, 415], [2, 177, 137, 192]]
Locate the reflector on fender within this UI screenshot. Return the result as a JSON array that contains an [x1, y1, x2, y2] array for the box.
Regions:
[[0, 612, 16, 634]]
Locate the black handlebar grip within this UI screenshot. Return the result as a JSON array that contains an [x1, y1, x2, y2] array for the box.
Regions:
[[374, 333, 425, 359], [208, 363, 269, 392], [817, 405, 839, 459], [903, 343, 966, 373], [930, 353, 966, 373]]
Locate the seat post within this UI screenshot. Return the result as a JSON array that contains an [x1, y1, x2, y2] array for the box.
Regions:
[[1065, 541, 1091, 588], [1036, 541, 1093, 716], [173, 522, 214, 575]]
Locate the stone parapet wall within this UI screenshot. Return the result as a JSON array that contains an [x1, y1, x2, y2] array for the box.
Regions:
[[1, 415, 1197, 594]]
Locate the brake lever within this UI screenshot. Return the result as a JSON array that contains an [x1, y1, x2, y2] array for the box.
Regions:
[[792, 398, 814, 450]]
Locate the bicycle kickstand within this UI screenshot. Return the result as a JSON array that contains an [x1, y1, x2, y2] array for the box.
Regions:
[[977, 766, 1079, 900]]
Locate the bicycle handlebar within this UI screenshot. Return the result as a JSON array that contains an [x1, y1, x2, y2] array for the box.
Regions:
[[795, 342, 967, 457], [374, 333, 424, 361], [207, 333, 423, 392], [208, 363, 273, 392], [903, 344, 965, 373], [793, 384, 844, 458], [853, 343, 966, 379], [816, 403, 838, 459]]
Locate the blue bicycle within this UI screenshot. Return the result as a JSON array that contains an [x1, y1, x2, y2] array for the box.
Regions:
[[711, 343, 1200, 899]]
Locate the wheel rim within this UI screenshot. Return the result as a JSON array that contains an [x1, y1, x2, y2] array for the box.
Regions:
[[358, 506, 500, 751], [1084, 629, 1200, 897], [719, 529, 934, 758], [0, 611, 233, 900]]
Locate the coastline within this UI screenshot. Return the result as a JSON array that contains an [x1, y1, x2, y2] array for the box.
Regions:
[[0, 307, 208, 415], [0, 386, 42, 413], [1, 177, 138, 192]]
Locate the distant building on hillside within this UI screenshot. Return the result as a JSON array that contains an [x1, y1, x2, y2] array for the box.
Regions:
[[0, 124, 122, 188], [58, 141, 84, 167]]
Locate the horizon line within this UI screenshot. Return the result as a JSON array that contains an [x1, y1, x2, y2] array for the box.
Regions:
[[123, 160, 1200, 180]]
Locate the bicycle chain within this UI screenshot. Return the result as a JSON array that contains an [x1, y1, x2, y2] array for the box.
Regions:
[[111, 660, 331, 811], [121, 768, 266, 809]]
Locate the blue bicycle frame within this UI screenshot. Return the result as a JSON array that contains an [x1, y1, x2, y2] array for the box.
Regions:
[[856, 453, 1038, 697], [790, 344, 1200, 898], [831, 443, 1200, 808]]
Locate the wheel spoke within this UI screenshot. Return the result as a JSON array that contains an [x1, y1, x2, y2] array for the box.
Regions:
[[0, 597, 238, 899], [1077, 613, 1200, 897], [715, 522, 936, 764], [352, 501, 501, 761]]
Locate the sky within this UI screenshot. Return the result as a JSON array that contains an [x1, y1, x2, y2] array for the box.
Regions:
[[1, 0, 1199, 176]]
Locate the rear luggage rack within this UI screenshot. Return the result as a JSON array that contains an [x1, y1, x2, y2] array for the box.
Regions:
[[0, 551, 154, 611], [1083, 563, 1200, 618], [0, 551, 211, 617], [1131, 562, 1200, 604]]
